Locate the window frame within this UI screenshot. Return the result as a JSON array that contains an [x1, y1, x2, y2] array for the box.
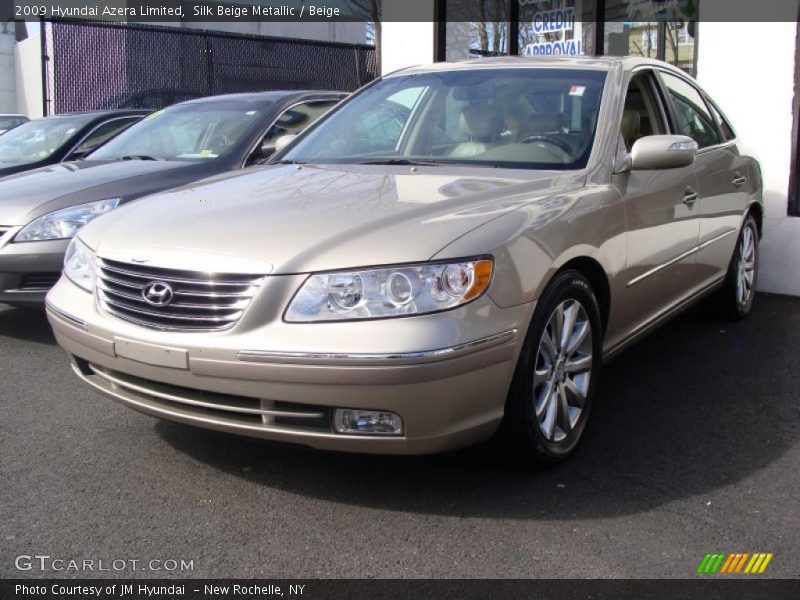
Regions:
[[66, 116, 142, 160], [619, 68, 671, 153], [654, 67, 730, 152], [243, 95, 344, 167]]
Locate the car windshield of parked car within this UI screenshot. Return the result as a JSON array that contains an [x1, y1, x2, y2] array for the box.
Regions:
[[280, 68, 607, 169], [88, 101, 271, 161], [0, 116, 26, 133], [0, 114, 95, 164]]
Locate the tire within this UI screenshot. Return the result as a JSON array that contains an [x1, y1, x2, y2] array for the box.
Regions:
[[496, 270, 603, 468], [706, 213, 759, 320]]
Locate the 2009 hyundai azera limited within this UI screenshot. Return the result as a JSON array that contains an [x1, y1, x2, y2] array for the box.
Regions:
[[46, 57, 762, 465]]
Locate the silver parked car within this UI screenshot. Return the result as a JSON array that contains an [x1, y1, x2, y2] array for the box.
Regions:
[[46, 57, 762, 465]]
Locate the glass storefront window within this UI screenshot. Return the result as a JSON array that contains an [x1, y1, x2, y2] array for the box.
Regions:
[[437, 0, 697, 78], [445, 0, 511, 60], [518, 0, 591, 57], [664, 21, 697, 76], [604, 21, 659, 58]]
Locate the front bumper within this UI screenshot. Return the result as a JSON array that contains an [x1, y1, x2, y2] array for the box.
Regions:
[[0, 229, 68, 308], [46, 276, 535, 455]]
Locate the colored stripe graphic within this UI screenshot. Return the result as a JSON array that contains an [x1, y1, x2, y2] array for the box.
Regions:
[[703, 552, 773, 574], [734, 553, 749, 573], [758, 554, 774, 573], [719, 554, 736, 574]]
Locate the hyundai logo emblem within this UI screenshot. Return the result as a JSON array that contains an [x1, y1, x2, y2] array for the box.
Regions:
[[142, 281, 174, 307]]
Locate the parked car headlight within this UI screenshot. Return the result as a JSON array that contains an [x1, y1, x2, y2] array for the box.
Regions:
[[15, 198, 120, 242], [285, 258, 493, 322], [63, 237, 95, 292]]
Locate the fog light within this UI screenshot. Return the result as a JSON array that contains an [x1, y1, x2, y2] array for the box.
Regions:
[[333, 409, 403, 435]]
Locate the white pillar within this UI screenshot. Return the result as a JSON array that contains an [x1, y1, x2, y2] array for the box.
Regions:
[[380, 0, 436, 75]]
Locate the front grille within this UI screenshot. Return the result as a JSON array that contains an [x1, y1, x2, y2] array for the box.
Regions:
[[79, 359, 332, 431], [96, 258, 265, 332], [19, 272, 61, 291]]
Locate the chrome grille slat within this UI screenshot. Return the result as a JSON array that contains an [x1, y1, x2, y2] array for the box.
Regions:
[[99, 261, 262, 287], [99, 273, 255, 299], [99, 292, 243, 322], [96, 258, 264, 332], [97, 282, 250, 310]]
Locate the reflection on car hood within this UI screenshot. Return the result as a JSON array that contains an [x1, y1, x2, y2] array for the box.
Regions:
[[0, 160, 200, 224], [80, 163, 584, 274]]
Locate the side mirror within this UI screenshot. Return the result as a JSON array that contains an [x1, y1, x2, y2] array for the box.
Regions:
[[629, 135, 697, 171], [68, 148, 91, 161], [274, 134, 298, 154], [258, 141, 277, 159]]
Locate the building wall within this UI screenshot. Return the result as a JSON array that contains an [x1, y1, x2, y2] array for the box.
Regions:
[[0, 23, 16, 114], [14, 35, 42, 119], [696, 21, 796, 199], [381, 22, 435, 74]]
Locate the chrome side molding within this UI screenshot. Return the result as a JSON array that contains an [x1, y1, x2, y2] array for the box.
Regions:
[[237, 329, 518, 365]]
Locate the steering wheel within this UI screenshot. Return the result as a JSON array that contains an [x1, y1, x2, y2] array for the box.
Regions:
[[519, 135, 573, 155]]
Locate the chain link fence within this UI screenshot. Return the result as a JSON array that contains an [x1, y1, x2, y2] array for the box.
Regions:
[[42, 20, 377, 114]]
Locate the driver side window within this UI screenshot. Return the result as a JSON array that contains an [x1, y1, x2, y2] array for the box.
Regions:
[[621, 73, 666, 152]]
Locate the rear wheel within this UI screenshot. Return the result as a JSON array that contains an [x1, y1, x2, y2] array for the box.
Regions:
[[707, 214, 759, 320], [496, 271, 603, 468]]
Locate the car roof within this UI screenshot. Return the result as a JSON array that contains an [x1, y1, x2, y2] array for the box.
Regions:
[[391, 55, 686, 77], [41, 109, 150, 119], [179, 91, 346, 106]]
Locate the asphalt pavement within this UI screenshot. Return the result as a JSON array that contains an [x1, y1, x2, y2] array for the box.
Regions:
[[1, 294, 798, 578]]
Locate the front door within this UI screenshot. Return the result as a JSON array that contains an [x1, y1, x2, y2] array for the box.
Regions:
[[609, 70, 701, 346]]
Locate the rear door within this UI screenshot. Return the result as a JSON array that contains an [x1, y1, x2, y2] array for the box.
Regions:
[[657, 70, 746, 286]]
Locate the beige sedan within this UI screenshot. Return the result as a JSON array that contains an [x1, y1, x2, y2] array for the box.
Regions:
[[46, 57, 762, 466]]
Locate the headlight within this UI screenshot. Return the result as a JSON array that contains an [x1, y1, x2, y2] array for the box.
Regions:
[[63, 237, 95, 292], [15, 198, 120, 242], [285, 258, 493, 322]]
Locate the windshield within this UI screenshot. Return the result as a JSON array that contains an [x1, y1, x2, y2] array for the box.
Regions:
[[89, 101, 271, 161], [281, 68, 607, 170], [0, 115, 94, 164], [0, 116, 26, 132]]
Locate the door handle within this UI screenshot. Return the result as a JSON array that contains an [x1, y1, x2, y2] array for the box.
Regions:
[[732, 176, 747, 187], [683, 188, 698, 205]]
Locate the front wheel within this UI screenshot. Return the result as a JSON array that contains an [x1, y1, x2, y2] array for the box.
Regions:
[[496, 271, 603, 468]]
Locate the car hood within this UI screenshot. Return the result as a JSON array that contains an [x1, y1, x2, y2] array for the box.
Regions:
[[81, 163, 585, 275], [0, 159, 203, 225]]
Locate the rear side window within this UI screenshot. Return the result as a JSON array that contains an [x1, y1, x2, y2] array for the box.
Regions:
[[71, 117, 140, 157], [660, 72, 721, 149], [706, 100, 736, 141], [262, 100, 340, 143]]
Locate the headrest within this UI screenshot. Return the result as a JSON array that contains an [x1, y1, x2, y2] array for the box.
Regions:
[[459, 106, 495, 139], [621, 109, 641, 145]]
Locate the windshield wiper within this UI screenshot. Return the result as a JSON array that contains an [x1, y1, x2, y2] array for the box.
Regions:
[[357, 158, 445, 166], [274, 159, 307, 165], [119, 155, 160, 161]]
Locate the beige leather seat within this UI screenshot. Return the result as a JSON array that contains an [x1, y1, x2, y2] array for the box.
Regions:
[[621, 109, 641, 151], [450, 106, 497, 158]]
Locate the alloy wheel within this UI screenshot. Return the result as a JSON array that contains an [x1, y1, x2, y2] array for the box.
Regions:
[[533, 299, 593, 443], [736, 224, 756, 308]]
